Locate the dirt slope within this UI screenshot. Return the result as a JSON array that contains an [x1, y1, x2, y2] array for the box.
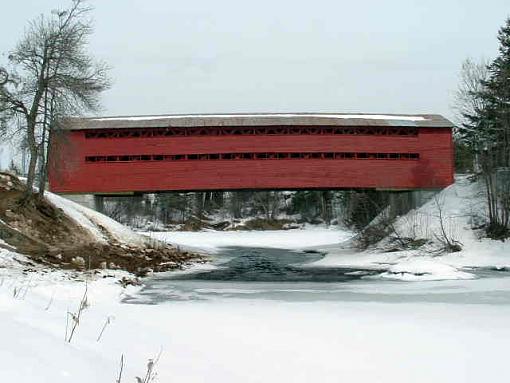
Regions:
[[0, 172, 202, 275]]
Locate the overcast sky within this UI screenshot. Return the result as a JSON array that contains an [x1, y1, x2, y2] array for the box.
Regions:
[[0, 0, 509, 167]]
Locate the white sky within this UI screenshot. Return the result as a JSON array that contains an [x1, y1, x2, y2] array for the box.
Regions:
[[0, 0, 509, 167]]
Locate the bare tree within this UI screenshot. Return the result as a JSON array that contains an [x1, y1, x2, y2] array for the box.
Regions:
[[0, 0, 110, 199], [253, 191, 281, 220], [452, 58, 490, 170], [432, 195, 462, 253], [453, 58, 490, 126]]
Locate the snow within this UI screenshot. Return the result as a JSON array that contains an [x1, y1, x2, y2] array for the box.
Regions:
[[6, 176, 148, 247], [142, 226, 351, 253], [143, 175, 509, 281], [0, 247, 28, 269], [1, 266, 510, 383], [1, 176, 510, 381], [45, 191, 148, 246], [92, 113, 427, 122], [376, 258, 476, 281], [309, 176, 510, 280]]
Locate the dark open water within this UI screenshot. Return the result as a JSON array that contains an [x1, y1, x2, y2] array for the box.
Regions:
[[123, 247, 510, 305]]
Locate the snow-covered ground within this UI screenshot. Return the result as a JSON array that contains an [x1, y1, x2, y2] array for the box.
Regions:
[[309, 176, 510, 281], [2, 176, 510, 382], [143, 225, 351, 253], [1, 259, 510, 383], [46, 191, 148, 246]]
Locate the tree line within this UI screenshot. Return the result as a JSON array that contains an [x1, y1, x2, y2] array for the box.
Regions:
[[100, 190, 391, 231], [455, 17, 510, 238]]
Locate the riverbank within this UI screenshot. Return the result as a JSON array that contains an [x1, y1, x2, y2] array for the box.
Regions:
[[0, 173, 201, 275], [142, 225, 351, 253]]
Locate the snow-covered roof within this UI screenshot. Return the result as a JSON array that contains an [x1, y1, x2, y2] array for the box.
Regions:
[[63, 113, 454, 130]]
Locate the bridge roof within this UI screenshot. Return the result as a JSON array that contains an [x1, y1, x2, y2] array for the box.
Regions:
[[63, 113, 454, 130]]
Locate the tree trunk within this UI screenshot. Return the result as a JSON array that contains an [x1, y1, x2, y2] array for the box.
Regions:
[[37, 85, 52, 197], [24, 118, 39, 199], [37, 127, 48, 196]]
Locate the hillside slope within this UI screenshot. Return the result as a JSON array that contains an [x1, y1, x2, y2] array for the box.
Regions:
[[0, 172, 200, 274], [311, 176, 510, 280]]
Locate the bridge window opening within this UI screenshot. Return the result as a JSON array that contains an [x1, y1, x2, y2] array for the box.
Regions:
[[83, 126, 419, 139], [85, 152, 419, 164]]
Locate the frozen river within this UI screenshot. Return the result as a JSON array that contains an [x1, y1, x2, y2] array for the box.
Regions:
[[3, 229, 510, 383], [113, 229, 510, 382], [126, 243, 510, 306]]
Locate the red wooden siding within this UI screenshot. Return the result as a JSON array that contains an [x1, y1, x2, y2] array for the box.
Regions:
[[48, 126, 454, 193]]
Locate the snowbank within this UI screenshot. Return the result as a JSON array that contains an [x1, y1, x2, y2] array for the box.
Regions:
[[142, 226, 352, 253], [45, 192, 148, 246], [310, 176, 510, 280], [0, 247, 28, 270], [376, 258, 476, 281]]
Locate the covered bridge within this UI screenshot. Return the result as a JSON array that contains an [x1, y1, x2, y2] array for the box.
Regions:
[[48, 113, 455, 194]]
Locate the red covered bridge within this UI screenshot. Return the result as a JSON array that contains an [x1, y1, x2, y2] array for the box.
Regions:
[[48, 113, 454, 194]]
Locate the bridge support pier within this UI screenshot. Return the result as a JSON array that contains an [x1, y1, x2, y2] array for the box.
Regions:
[[93, 195, 105, 213], [57, 193, 105, 212], [388, 189, 439, 218]]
